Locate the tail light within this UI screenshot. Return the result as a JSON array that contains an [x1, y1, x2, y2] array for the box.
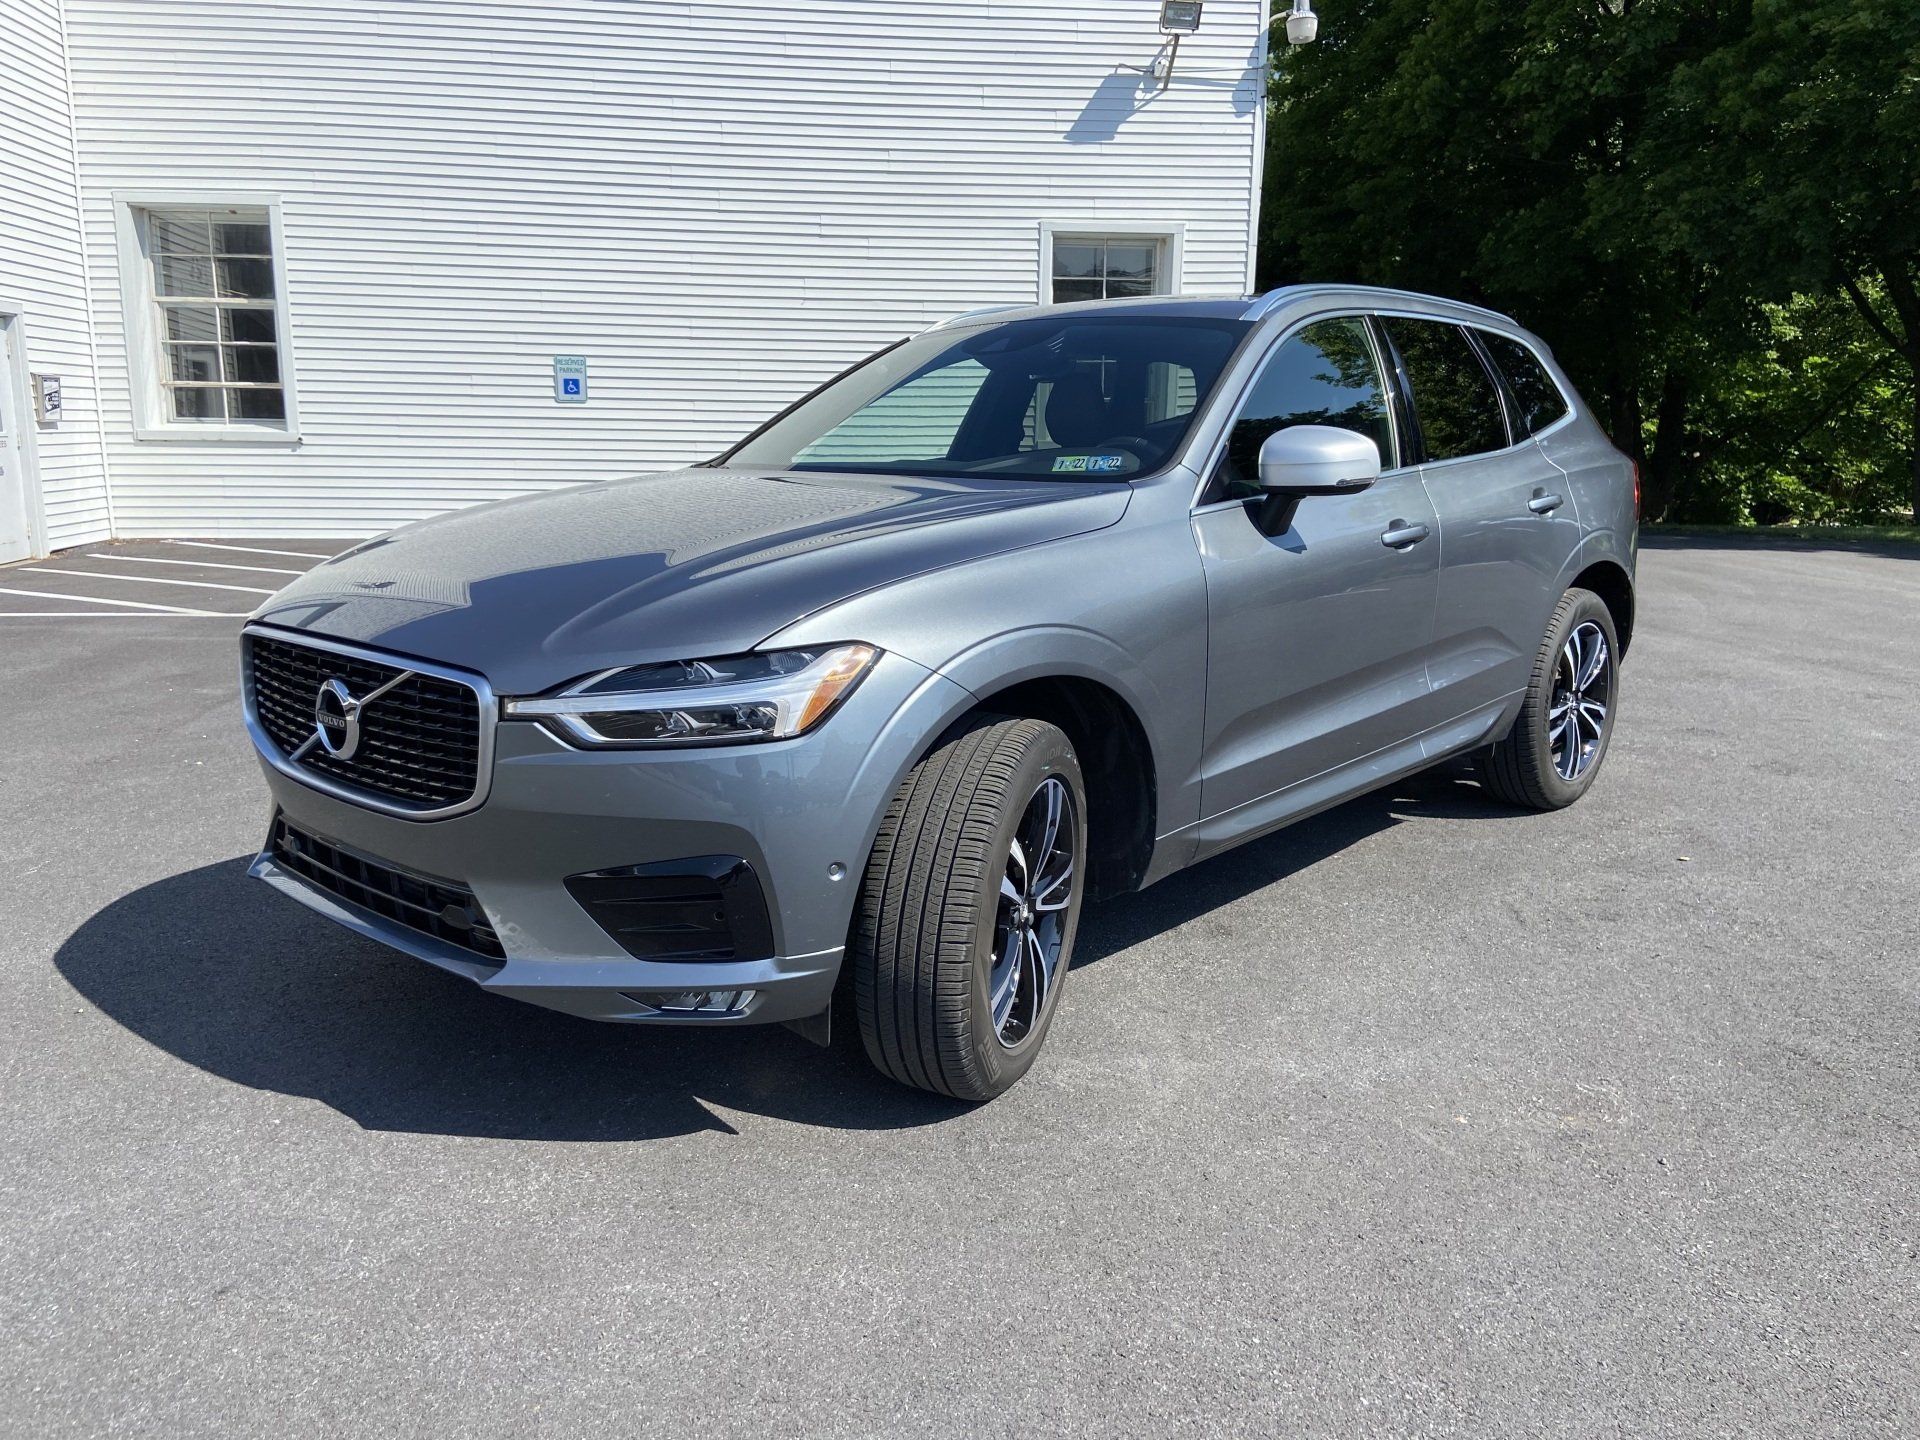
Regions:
[[1630, 459, 1642, 519]]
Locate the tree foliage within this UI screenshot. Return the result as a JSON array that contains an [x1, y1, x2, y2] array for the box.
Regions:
[[1259, 0, 1920, 523]]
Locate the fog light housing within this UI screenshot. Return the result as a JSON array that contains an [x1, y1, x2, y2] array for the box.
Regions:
[[622, 989, 756, 1016]]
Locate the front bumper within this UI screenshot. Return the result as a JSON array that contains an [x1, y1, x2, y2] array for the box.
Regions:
[[249, 648, 973, 1027]]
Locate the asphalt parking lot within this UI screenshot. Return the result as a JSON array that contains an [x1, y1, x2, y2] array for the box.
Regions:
[[2, 536, 1916, 1437]]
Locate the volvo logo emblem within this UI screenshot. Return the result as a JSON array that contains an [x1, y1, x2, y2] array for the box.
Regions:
[[313, 678, 363, 760], [283, 663, 415, 768]]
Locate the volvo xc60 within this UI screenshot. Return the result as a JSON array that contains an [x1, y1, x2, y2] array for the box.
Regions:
[[241, 286, 1637, 1101]]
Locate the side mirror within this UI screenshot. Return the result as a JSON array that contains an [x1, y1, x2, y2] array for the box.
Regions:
[[1250, 424, 1381, 534], [1257, 424, 1381, 495]]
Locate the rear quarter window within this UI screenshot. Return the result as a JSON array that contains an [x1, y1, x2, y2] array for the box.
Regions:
[[1478, 330, 1571, 435]]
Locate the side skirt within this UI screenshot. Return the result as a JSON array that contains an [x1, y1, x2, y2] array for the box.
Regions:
[[1174, 693, 1524, 867]]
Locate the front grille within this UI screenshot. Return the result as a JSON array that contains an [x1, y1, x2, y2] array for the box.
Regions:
[[247, 632, 482, 812], [270, 815, 505, 963]]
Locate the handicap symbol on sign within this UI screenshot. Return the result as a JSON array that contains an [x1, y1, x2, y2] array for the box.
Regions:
[[562, 377, 582, 395]]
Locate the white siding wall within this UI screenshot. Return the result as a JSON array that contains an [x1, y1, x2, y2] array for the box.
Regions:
[[63, 0, 1266, 538], [0, 0, 110, 549]]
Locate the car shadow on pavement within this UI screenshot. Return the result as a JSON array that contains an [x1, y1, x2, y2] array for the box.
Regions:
[[53, 767, 1510, 1142], [1072, 761, 1506, 970]]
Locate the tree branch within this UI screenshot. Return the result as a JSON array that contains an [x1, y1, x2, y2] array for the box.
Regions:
[[1877, 259, 1920, 359], [1841, 273, 1909, 357]]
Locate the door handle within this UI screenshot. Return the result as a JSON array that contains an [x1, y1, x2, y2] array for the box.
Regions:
[[1380, 520, 1430, 549], [1528, 489, 1565, 514]]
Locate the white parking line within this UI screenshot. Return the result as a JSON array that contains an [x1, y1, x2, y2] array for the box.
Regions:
[[0, 611, 236, 618], [31, 566, 274, 595], [101, 554, 305, 577], [0, 585, 222, 615], [170, 540, 340, 561]]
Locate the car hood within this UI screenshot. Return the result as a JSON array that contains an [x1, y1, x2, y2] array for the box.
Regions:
[[251, 467, 1130, 694]]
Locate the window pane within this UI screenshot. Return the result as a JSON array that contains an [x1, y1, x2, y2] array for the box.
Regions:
[[216, 257, 275, 299], [223, 345, 281, 384], [215, 221, 271, 255], [1105, 277, 1153, 298], [150, 214, 210, 253], [164, 305, 219, 342], [1383, 319, 1508, 461], [1053, 243, 1100, 280], [166, 344, 221, 383], [230, 387, 286, 420], [1219, 318, 1394, 496], [221, 307, 277, 343], [1479, 330, 1568, 436], [1052, 277, 1102, 304], [156, 255, 215, 298], [1104, 244, 1157, 283], [169, 385, 226, 421]]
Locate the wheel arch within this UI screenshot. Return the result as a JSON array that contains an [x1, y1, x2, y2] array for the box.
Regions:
[[965, 674, 1157, 901], [1569, 557, 1635, 657]]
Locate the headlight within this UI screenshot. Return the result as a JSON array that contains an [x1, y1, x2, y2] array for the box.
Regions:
[[504, 644, 878, 748]]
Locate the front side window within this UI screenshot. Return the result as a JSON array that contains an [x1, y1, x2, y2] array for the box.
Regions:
[[1382, 318, 1508, 462], [139, 206, 288, 426], [722, 314, 1249, 482], [1214, 318, 1395, 499], [1478, 330, 1570, 435], [1051, 237, 1163, 303]]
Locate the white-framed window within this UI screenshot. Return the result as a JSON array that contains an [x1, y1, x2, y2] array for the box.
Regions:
[[114, 195, 298, 440], [1037, 222, 1185, 306]]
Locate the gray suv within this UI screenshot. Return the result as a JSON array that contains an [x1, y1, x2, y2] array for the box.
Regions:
[[241, 285, 1636, 1101]]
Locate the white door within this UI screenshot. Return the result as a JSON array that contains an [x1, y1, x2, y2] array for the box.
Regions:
[[0, 317, 35, 563]]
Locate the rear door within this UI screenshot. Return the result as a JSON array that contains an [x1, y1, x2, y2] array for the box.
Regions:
[[1192, 316, 1440, 833], [1380, 317, 1581, 720]]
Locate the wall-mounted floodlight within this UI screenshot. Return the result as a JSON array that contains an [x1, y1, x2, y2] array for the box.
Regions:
[[1152, 1, 1203, 89], [1159, 1, 1204, 34], [1284, 1, 1319, 45]]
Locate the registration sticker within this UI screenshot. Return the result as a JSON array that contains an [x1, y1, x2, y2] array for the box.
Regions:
[[1051, 454, 1128, 474]]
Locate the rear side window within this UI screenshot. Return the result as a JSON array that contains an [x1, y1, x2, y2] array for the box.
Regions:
[[1216, 317, 1395, 498], [1382, 318, 1509, 462], [1478, 330, 1570, 435]]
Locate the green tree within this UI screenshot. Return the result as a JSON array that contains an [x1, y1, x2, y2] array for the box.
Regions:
[[1646, 0, 1920, 521], [1686, 289, 1913, 524], [1258, 0, 1917, 522]]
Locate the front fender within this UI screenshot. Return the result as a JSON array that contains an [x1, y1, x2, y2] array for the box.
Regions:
[[765, 503, 1212, 870]]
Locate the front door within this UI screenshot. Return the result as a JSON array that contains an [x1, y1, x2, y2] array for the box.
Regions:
[[1193, 316, 1440, 843], [0, 316, 34, 564]]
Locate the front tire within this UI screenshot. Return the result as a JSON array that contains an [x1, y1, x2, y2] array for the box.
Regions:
[[1479, 587, 1620, 810], [850, 715, 1086, 1102]]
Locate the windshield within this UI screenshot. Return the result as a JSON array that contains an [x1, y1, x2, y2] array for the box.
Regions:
[[718, 313, 1252, 481]]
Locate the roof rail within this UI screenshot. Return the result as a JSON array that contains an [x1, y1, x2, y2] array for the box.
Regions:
[[1242, 284, 1516, 326], [1241, 286, 1313, 321], [919, 303, 1031, 334]]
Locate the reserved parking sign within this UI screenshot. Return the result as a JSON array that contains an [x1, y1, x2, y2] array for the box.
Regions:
[[553, 355, 588, 404]]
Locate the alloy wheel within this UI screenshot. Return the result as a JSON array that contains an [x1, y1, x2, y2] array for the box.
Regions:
[[988, 776, 1076, 1048], [1549, 620, 1612, 781]]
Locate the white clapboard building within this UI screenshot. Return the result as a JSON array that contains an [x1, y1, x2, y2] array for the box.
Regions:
[[0, 0, 1269, 559]]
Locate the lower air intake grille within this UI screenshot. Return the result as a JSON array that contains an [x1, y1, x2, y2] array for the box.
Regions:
[[565, 856, 775, 963], [247, 632, 483, 813], [270, 815, 505, 964]]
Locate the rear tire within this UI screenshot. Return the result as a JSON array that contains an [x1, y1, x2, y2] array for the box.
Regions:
[[850, 715, 1086, 1102], [1479, 587, 1620, 810]]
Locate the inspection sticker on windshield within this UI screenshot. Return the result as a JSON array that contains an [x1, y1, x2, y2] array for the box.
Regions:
[[1051, 454, 1128, 474]]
